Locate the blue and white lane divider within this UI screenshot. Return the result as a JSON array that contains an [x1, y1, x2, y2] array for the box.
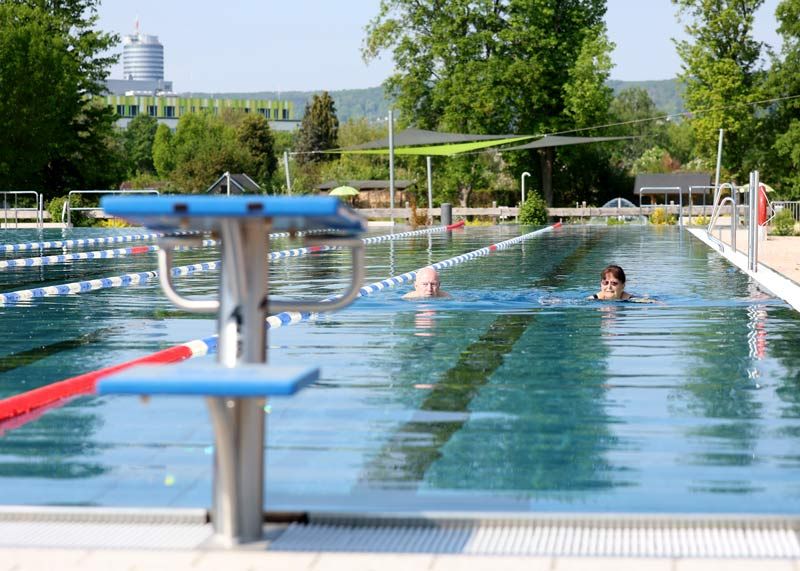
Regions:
[[0, 240, 218, 269], [0, 224, 456, 304], [0, 260, 223, 303], [166, 223, 560, 355], [0, 229, 310, 254], [259, 222, 561, 332]]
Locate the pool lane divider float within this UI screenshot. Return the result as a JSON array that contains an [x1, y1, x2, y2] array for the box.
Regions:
[[0, 241, 215, 269], [0, 223, 462, 304], [0, 220, 547, 423], [0, 229, 314, 254]]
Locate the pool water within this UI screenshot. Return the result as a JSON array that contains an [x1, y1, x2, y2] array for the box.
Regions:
[[1, 225, 799, 514]]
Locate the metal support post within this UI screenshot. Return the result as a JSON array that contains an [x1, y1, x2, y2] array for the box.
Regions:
[[521, 172, 530, 205], [713, 129, 724, 206], [731, 182, 737, 253], [283, 151, 292, 195], [208, 219, 269, 544], [751, 171, 759, 272], [388, 109, 395, 226], [441, 203, 452, 226], [426, 156, 433, 225]]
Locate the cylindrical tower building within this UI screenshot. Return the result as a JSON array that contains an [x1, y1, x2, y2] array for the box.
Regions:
[[122, 33, 164, 81]]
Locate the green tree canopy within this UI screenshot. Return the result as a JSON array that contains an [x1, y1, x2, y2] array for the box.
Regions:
[[235, 113, 278, 188], [364, 0, 614, 205], [673, 0, 766, 179], [764, 0, 800, 198], [124, 114, 158, 176], [295, 91, 340, 165], [0, 0, 121, 196], [151, 111, 280, 193]]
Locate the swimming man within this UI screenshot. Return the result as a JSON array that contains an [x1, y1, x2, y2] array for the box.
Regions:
[[402, 267, 451, 300]]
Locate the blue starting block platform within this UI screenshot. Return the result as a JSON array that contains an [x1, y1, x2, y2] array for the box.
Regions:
[[102, 195, 365, 234], [97, 362, 319, 397], [97, 195, 366, 547]]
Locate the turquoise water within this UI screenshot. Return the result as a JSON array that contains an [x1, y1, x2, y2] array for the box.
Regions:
[[1, 225, 800, 514]]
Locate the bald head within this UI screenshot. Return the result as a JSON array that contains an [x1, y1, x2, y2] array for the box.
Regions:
[[414, 267, 441, 297]]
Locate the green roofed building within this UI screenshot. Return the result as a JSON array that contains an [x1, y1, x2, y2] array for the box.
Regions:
[[100, 94, 298, 131]]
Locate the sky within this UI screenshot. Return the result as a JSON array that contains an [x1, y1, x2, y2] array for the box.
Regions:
[[96, 0, 782, 93]]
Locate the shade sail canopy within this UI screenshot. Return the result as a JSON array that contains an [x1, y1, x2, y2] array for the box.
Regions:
[[340, 128, 527, 151], [336, 135, 536, 156], [500, 135, 634, 151], [329, 130, 632, 157]]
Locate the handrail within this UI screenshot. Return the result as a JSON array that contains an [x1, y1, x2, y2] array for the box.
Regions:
[[707, 182, 737, 235], [66, 189, 159, 227], [1, 191, 43, 230], [707, 196, 737, 249]]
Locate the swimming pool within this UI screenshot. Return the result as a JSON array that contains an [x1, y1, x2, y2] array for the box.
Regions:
[[0, 225, 799, 515]]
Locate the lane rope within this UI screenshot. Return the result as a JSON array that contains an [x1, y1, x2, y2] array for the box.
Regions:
[[0, 221, 552, 422], [0, 240, 214, 269], [0, 228, 332, 254], [0, 224, 458, 304]]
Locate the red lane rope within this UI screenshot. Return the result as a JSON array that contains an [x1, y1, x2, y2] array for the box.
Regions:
[[446, 220, 465, 230], [0, 344, 194, 422]]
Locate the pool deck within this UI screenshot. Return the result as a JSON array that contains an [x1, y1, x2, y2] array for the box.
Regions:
[[2, 549, 798, 570]]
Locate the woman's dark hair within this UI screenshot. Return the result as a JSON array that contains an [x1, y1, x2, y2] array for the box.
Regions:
[[601, 265, 626, 283]]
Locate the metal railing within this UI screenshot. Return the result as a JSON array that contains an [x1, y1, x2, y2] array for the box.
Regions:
[[65, 189, 159, 227], [768, 200, 800, 224], [705, 173, 764, 272], [1, 191, 44, 230]]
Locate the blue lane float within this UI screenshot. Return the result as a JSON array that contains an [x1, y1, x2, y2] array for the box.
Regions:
[[0, 240, 221, 269], [0, 229, 308, 254]]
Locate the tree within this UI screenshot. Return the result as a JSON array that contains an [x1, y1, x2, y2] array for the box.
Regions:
[[673, 0, 767, 180], [235, 113, 277, 188], [607, 88, 669, 173], [152, 123, 175, 178], [364, 0, 614, 206], [763, 0, 800, 199], [0, 0, 120, 196], [124, 114, 158, 176], [295, 92, 340, 165], [166, 113, 252, 192]]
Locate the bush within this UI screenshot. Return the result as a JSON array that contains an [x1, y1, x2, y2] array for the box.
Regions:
[[519, 192, 548, 225], [649, 207, 676, 225], [607, 217, 625, 225], [97, 218, 130, 228], [47, 195, 91, 226], [771, 208, 796, 236]]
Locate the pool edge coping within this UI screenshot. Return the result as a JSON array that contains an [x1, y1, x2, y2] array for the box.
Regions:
[[687, 228, 800, 313]]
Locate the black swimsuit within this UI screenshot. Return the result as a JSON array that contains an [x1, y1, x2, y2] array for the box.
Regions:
[[591, 294, 632, 302]]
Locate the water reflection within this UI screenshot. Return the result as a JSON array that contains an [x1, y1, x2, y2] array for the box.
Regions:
[[413, 308, 436, 338]]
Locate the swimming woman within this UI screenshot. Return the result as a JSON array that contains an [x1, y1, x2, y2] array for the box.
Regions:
[[590, 264, 632, 301]]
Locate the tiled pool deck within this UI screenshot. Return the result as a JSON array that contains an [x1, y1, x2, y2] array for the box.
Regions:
[[3, 549, 800, 570]]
